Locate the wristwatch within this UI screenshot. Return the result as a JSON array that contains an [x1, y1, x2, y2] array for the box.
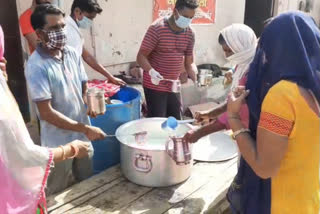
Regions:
[[232, 128, 250, 140]]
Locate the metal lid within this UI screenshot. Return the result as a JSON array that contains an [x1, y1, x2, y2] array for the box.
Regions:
[[192, 131, 238, 162]]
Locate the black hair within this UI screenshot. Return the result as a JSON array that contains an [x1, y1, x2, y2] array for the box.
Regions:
[[31, 4, 65, 30], [175, 0, 199, 10], [71, 0, 103, 14], [218, 33, 226, 45]]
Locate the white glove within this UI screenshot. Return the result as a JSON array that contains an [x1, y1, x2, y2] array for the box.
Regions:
[[149, 68, 163, 85]]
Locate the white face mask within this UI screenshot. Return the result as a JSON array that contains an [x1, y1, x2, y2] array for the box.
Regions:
[[175, 11, 192, 29], [78, 16, 93, 29]]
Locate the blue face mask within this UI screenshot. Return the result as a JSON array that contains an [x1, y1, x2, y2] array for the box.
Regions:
[[175, 11, 192, 29], [78, 16, 93, 29]]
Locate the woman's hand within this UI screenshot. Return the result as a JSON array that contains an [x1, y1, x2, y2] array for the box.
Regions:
[[109, 76, 127, 86], [53, 141, 92, 162], [224, 71, 233, 85], [194, 111, 210, 123], [71, 140, 91, 159], [182, 129, 202, 144], [83, 125, 107, 141], [227, 86, 249, 117]]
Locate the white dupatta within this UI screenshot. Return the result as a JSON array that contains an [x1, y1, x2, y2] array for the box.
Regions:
[[220, 24, 257, 89], [0, 71, 53, 214]]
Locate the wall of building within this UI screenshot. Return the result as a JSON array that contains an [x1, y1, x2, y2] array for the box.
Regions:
[[75, 0, 246, 79], [16, 0, 246, 80], [274, 0, 320, 25], [313, 0, 320, 24], [15, 0, 320, 80]]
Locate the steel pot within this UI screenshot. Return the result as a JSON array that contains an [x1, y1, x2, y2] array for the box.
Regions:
[[116, 118, 193, 187], [198, 73, 213, 87], [171, 80, 182, 93]]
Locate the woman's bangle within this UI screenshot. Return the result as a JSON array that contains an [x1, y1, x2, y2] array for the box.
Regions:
[[59, 145, 66, 160], [68, 144, 79, 159], [232, 128, 250, 140], [228, 115, 241, 120]]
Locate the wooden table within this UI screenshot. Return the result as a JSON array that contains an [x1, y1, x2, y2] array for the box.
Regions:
[[47, 157, 237, 214]]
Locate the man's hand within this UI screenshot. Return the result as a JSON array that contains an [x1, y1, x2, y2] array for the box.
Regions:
[[149, 68, 163, 85], [109, 76, 126, 86], [84, 125, 107, 141], [82, 47, 127, 87], [83, 92, 104, 118], [87, 108, 98, 118], [82, 93, 98, 118]]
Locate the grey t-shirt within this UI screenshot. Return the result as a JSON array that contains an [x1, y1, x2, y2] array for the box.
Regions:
[[25, 46, 90, 148]]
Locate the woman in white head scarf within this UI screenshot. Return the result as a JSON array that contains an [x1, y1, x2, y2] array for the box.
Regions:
[[0, 25, 91, 214], [220, 24, 257, 89], [183, 23, 257, 143]]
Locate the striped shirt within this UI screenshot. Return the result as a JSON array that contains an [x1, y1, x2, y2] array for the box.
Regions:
[[140, 18, 195, 92]]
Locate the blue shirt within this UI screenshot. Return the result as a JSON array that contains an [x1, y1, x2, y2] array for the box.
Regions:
[[25, 46, 90, 148]]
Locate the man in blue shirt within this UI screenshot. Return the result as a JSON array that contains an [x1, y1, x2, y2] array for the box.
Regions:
[[25, 4, 106, 194]]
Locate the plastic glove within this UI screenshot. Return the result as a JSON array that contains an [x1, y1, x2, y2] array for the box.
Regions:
[[149, 68, 163, 85]]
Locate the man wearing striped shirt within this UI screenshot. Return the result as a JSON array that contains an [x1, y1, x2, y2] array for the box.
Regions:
[[137, 0, 198, 119]]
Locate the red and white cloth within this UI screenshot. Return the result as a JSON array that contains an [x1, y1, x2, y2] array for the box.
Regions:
[[88, 79, 120, 97]]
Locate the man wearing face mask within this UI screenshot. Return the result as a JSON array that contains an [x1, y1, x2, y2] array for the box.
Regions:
[[137, 0, 198, 119], [19, 0, 53, 54], [65, 0, 126, 86], [25, 4, 107, 194]]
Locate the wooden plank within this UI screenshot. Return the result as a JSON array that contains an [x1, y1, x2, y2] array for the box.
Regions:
[[204, 171, 235, 214], [48, 165, 122, 212], [115, 158, 237, 214], [164, 161, 237, 214], [207, 198, 231, 214], [63, 180, 153, 214], [50, 177, 128, 214]]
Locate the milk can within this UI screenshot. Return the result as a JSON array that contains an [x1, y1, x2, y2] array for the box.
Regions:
[[87, 88, 106, 115], [198, 69, 213, 87], [166, 137, 192, 165]]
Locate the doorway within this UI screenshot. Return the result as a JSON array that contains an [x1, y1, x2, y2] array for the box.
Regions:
[[244, 0, 275, 37], [0, 0, 30, 122]]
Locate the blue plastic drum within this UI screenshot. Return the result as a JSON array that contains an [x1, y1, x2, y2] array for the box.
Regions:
[[90, 87, 141, 174]]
